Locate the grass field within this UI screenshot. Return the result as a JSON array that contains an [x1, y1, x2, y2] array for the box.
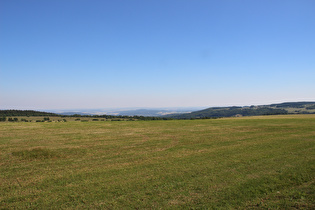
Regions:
[[0, 115, 314, 209]]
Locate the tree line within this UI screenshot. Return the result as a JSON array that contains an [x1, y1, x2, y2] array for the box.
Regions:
[[0, 110, 173, 122], [0, 110, 59, 117]]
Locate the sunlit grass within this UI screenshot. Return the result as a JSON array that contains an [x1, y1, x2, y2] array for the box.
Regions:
[[0, 115, 314, 209]]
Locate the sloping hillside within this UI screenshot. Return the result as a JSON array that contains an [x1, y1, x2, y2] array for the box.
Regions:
[[167, 102, 315, 119]]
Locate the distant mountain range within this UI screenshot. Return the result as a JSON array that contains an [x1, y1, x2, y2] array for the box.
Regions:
[[44, 107, 204, 117], [108, 109, 193, 117], [165, 102, 315, 119]]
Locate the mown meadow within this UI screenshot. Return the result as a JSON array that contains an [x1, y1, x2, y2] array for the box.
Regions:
[[0, 115, 314, 209]]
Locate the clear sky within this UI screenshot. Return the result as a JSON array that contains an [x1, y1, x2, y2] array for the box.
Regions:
[[1, 0, 314, 110]]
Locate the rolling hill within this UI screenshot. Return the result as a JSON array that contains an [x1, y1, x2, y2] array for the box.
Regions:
[[166, 102, 315, 119], [1, 102, 315, 120]]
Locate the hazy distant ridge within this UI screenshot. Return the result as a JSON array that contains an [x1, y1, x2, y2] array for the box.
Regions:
[[1, 102, 315, 119], [45, 107, 202, 117]]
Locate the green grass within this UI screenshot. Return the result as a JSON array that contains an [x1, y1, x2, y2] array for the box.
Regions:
[[0, 115, 314, 209]]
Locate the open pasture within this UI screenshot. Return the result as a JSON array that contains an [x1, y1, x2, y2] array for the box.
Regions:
[[0, 115, 314, 209]]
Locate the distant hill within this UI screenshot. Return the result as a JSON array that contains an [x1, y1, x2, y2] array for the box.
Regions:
[[166, 102, 315, 119], [0, 109, 167, 121], [0, 110, 60, 117], [269, 102, 315, 108], [113, 109, 167, 117], [2, 102, 314, 119], [50, 107, 201, 117], [112, 109, 192, 117]]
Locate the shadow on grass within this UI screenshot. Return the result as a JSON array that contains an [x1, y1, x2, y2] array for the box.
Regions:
[[12, 148, 61, 160]]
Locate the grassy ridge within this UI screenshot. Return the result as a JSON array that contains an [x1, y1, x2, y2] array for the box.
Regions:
[[0, 115, 314, 209]]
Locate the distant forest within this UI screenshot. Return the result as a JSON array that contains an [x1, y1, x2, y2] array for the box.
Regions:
[[167, 107, 288, 119], [269, 102, 315, 108], [0, 110, 169, 121], [0, 110, 59, 117]]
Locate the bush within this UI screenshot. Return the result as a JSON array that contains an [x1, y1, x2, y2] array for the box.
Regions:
[[306, 105, 315, 110], [111, 119, 121, 121]]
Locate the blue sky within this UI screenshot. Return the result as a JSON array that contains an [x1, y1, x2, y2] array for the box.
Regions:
[[1, 0, 314, 109]]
